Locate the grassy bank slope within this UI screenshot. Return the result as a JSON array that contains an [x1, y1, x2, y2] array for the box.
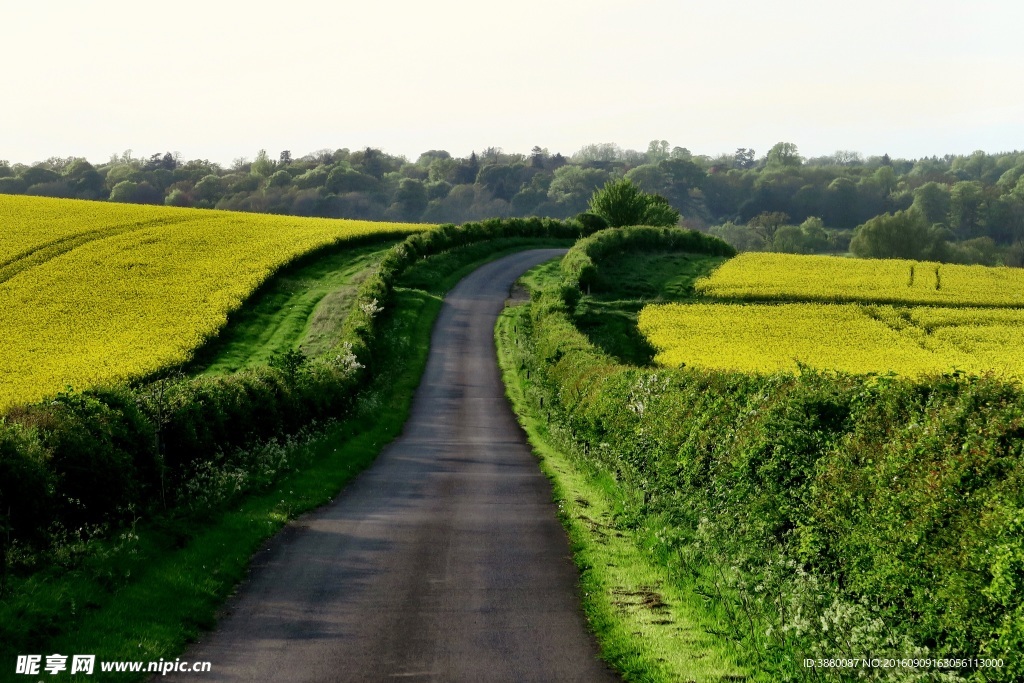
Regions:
[[189, 241, 397, 374]]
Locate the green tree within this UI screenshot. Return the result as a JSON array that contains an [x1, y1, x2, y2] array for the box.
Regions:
[[19, 166, 60, 187], [293, 167, 328, 190], [0, 177, 27, 194], [476, 163, 525, 202], [949, 180, 986, 238], [709, 221, 764, 251], [748, 211, 790, 247], [772, 225, 807, 253], [646, 139, 670, 163], [765, 142, 802, 169], [624, 164, 669, 195], [326, 167, 378, 194], [164, 188, 192, 207], [194, 175, 225, 202], [267, 170, 291, 188], [734, 148, 756, 169], [872, 165, 897, 196], [391, 178, 428, 220], [63, 160, 105, 199], [548, 166, 609, 212], [251, 149, 275, 177], [850, 210, 944, 259], [108, 180, 163, 205], [587, 178, 680, 228], [912, 181, 951, 225], [799, 216, 830, 252]]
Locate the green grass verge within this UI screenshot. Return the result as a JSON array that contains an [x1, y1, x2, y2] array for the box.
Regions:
[[4, 238, 568, 682], [496, 305, 752, 683], [189, 241, 398, 374]]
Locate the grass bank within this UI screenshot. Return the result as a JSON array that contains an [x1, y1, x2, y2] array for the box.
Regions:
[[189, 240, 398, 374]]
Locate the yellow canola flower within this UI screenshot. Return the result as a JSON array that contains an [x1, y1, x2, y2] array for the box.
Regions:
[[637, 302, 1008, 377], [696, 252, 1024, 308], [0, 196, 431, 409], [0, 195, 203, 266]]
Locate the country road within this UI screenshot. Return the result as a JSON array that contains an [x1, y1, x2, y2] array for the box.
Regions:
[[164, 249, 619, 682]]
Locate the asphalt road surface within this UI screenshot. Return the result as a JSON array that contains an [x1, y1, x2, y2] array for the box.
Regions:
[[165, 249, 619, 682]]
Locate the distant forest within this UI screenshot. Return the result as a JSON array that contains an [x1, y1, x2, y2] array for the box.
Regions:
[[3, 141, 1024, 265]]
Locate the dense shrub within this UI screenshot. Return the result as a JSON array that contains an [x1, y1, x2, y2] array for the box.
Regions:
[[0, 425, 52, 545]]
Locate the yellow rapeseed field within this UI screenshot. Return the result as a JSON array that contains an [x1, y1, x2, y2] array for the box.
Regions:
[[696, 252, 1024, 307], [0, 196, 430, 409], [0, 195, 177, 262], [641, 252, 1024, 378], [638, 303, 982, 376]]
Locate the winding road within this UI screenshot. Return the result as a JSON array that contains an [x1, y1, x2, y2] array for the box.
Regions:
[[166, 250, 618, 682]]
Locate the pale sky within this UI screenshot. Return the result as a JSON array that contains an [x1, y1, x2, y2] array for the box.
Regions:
[[2, 0, 1022, 166]]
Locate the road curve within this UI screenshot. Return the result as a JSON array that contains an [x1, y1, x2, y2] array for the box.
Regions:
[[166, 249, 618, 682]]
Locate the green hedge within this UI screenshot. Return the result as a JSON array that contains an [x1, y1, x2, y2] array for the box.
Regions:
[[0, 217, 588, 562], [560, 225, 736, 292], [521, 260, 1024, 680]]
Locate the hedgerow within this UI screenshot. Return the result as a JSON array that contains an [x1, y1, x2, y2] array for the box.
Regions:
[[517, 228, 1024, 681]]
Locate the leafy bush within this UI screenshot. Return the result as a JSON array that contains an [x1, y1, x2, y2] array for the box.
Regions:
[[576, 211, 609, 233], [587, 178, 680, 228]]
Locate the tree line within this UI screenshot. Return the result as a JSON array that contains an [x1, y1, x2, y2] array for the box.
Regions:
[[2, 141, 1023, 264]]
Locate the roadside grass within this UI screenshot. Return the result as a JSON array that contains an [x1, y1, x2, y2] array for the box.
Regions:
[[2, 238, 569, 682], [497, 304, 754, 682], [573, 251, 726, 365], [188, 240, 398, 374]]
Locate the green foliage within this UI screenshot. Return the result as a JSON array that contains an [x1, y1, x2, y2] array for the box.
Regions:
[[560, 225, 735, 292], [850, 209, 947, 259], [268, 348, 308, 384], [514, 245, 1024, 679], [0, 176, 28, 194], [575, 211, 608, 232], [0, 424, 52, 546], [2, 144, 1023, 254], [587, 178, 680, 228], [548, 165, 610, 210], [251, 149, 275, 178], [912, 181, 951, 225], [108, 180, 163, 205], [18, 166, 60, 187], [765, 141, 802, 168], [267, 170, 291, 188], [770, 217, 831, 254]]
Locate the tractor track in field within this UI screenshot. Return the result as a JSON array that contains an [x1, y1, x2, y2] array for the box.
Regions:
[[0, 217, 188, 285], [164, 249, 618, 683]]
